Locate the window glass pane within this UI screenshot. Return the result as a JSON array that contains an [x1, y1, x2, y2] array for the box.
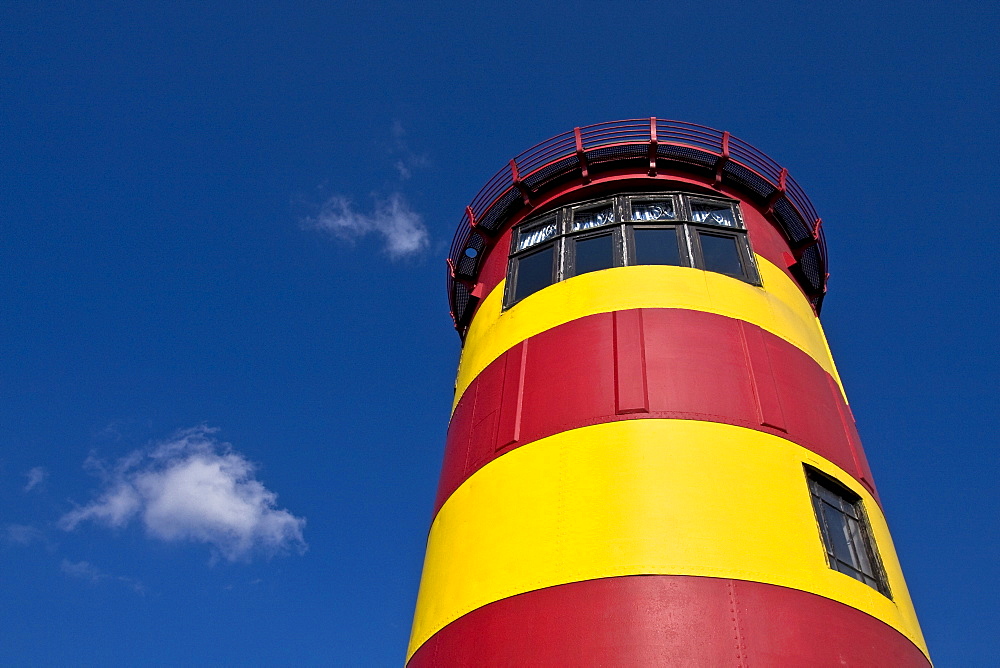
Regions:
[[835, 560, 864, 580], [691, 200, 738, 227], [634, 228, 682, 266], [573, 234, 615, 276], [517, 218, 557, 252], [513, 246, 554, 303], [821, 502, 856, 568], [848, 517, 876, 576], [631, 200, 676, 222], [813, 482, 845, 509], [572, 205, 615, 232], [699, 233, 744, 276]]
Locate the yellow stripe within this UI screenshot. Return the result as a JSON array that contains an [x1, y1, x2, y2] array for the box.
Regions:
[[408, 419, 927, 660], [455, 257, 845, 411]]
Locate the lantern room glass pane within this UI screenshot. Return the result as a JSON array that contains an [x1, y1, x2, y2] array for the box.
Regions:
[[513, 246, 554, 303], [691, 200, 738, 227], [631, 200, 676, 222], [634, 228, 682, 266], [699, 233, 744, 276], [516, 218, 557, 252], [574, 234, 615, 276], [572, 205, 615, 232]]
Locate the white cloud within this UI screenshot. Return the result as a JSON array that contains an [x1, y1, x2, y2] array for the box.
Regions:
[[60, 559, 145, 594], [23, 466, 47, 492], [302, 192, 429, 260], [59, 427, 306, 562]]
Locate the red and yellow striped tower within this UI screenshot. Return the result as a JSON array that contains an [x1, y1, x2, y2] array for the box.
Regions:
[[408, 119, 929, 666]]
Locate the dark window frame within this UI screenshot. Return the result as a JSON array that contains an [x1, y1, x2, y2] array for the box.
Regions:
[[625, 224, 690, 268], [507, 213, 560, 304], [563, 226, 625, 277], [504, 192, 759, 308], [508, 243, 557, 305], [689, 224, 757, 280], [806, 467, 892, 598]]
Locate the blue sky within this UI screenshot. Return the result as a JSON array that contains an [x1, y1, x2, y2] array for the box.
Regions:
[[1, 2, 996, 665]]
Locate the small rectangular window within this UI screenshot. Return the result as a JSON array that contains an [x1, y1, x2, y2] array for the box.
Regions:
[[630, 199, 676, 222], [572, 232, 617, 275], [633, 227, 683, 266], [807, 469, 890, 597], [571, 204, 615, 232], [511, 245, 555, 303], [516, 217, 558, 252], [690, 199, 740, 228], [697, 232, 745, 277]]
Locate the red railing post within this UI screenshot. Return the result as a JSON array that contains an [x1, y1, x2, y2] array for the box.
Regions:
[[714, 131, 730, 187], [648, 117, 658, 176], [574, 127, 590, 184]]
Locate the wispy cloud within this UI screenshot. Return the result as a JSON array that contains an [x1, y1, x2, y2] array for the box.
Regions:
[[390, 120, 430, 180], [23, 466, 48, 492], [60, 559, 145, 594], [3, 524, 48, 546], [300, 121, 431, 259], [59, 426, 306, 563], [302, 192, 429, 260]]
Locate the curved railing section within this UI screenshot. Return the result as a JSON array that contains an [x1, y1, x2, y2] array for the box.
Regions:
[[446, 118, 828, 335]]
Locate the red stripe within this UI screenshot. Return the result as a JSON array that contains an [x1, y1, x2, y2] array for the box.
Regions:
[[437, 308, 877, 515], [407, 575, 929, 667]]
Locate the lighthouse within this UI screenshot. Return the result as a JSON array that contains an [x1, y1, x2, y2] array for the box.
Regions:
[[407, 119, 929, 665]]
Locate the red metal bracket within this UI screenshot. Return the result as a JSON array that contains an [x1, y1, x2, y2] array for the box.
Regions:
[[647, 117, 658, 176], [791, 217, 823, 257], [466, 207, 498, 246], [510, 159, 532, 206], [713, 131, 730, 187], [574, 127, 590, 184], [765, 167, 789, 215], [446, 257, 477, 289]]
